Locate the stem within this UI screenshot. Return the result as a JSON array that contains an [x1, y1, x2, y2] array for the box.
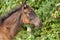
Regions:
[[27, 27, 32, 35]]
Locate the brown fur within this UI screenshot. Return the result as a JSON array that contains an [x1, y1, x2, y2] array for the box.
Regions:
[[0, 0, 42, 40]]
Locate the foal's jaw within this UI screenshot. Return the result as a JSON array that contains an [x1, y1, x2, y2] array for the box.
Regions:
[[21, 13, 30, 24]]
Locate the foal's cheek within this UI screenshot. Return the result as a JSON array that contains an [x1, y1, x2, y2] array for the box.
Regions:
[[23, 18, 30, 23], [22, 15, 30, 24]]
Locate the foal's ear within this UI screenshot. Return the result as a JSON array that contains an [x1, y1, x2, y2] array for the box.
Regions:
[[24, 4, 27, 9], [22, 0, 27, 9]]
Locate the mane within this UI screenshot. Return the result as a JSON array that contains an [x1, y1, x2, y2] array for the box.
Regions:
[[0, 5, 23, 24]]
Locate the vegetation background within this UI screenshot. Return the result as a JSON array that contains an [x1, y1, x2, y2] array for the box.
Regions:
[[0, 0, 60, 40]]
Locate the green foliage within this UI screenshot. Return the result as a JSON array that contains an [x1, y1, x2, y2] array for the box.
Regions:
[[0, 0, 60, 40]]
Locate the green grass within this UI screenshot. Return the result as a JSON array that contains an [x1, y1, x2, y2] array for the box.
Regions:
[[0, 0, 60, 40]]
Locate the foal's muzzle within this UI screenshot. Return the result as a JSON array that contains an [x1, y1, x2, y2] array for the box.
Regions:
[[31, 17, 42, 28]]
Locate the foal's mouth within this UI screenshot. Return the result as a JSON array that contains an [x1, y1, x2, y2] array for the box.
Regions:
[[32, 22, 42, 28]]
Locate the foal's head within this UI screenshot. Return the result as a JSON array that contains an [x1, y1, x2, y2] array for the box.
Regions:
[[21, 4, 42, 28]]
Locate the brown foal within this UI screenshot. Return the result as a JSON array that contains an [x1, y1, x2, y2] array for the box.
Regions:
[[0, 0, 42, 40]]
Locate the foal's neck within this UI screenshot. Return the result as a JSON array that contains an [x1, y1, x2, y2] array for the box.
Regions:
[[2, 10, 22, 38]]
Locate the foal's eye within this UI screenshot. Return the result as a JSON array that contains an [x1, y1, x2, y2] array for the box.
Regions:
[[28, 13, 31, 16], [27, 12, 32, 17], [27, 12, 35, 20]]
